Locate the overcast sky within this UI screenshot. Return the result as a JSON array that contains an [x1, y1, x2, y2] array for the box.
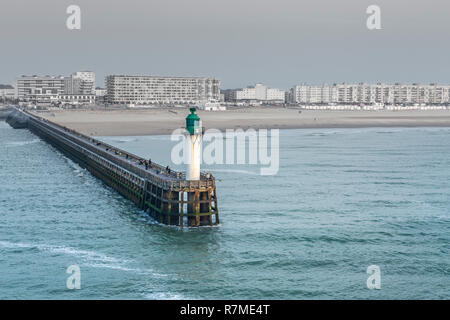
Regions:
[[0, 0, 449, 89]]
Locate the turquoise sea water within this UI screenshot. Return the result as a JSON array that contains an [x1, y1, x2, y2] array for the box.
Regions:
[[0, 120, 449, 299]]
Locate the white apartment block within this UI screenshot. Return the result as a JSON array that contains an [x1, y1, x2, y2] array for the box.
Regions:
[[235, 87, 256, 100], [290, 83, 450, 105], [266, 88, 285, 101], [105, 75, 220, 105], [17, 75, 66, 104], [228, 84, 285, 103], [292, 84, 338, 104], [0, 85, 16, 100], [65, 71, 95, 95], [16, 71, 96, 105]]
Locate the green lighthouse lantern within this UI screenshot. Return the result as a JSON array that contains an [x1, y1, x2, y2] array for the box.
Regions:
[[186, 108, 202, 135]]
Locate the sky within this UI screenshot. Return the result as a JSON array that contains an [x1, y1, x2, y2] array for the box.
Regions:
[[0, 0, 449, 89]]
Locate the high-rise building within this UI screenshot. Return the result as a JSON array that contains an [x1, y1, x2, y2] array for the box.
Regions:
[[65, 71, 95, 95], [105, 75, 220, 105]]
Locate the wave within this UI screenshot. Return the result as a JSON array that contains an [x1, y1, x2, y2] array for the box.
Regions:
[[58, 153, 86, 174], [0, 240, 173, 281], [0, 241, 122, 263], [304, 131, 341, 136], [109, 138, 139, 143], [210, 168, 259, 175], [142, 292, 187, 300], [83, 263, 168, 279], [5, 138, 41, 147]]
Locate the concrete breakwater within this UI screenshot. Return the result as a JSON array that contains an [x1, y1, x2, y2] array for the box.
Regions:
[[5, 108, 219, 227], [0, 107, 13, 120]]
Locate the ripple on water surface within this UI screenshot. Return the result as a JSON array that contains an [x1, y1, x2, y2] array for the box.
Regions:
[[0, 123, 449, 299]]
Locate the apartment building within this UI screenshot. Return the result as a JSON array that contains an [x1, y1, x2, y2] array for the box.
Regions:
[[290, 83, 450, 105], [105, 75, 220, 105], [0, 85, 16, 101], [225, 83, 285, 103], [16, 75, 66, 104], [292, 84, 338, 104], [65, 71, 96, 95], [16, 71, 96, 105]]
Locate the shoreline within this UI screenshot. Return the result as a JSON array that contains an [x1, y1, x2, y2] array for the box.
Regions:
[[35, 108, 450, 136]]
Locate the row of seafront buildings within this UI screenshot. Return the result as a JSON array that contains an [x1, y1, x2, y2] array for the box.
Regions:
[[6, 71, 450, 108], [12, 72, 221, 107], [287, 83, 450, 106], [15, 71, 97, 105], [223, 83, 450, 107]]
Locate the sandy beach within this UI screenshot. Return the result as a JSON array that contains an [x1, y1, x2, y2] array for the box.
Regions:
[[35, 107, 450, 136]]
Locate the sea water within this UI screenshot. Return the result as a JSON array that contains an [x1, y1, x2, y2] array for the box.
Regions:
[[0, 121, 448, 299]]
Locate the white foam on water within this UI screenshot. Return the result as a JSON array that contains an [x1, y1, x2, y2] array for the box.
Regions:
[[0, 241, 31, 249], [57, 153, 91, 179], [110, 138, 138, 143], [5, 138, 41, 147], [41, 245, 124, 264], [142, 291, 187, 300], [84, 263, 169, 279], [210, 168, 259, 175], [0, 240, 173, 281], [63, 156, 83, 172], [0, 241, 123, 264]]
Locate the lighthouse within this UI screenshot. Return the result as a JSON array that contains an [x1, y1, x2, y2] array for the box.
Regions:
[[185, 108, 202, 180]]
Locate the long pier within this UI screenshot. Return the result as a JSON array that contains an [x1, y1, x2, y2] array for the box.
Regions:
[[5, 107, 219, 227], [0, 106, 12, 120]]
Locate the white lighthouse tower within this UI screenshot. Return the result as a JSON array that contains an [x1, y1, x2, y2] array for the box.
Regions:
[[186, 108, 202, 180]]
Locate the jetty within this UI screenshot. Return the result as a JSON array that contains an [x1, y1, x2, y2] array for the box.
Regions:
[[0, 106, 12, 120], [5, 107, 219, 227]]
